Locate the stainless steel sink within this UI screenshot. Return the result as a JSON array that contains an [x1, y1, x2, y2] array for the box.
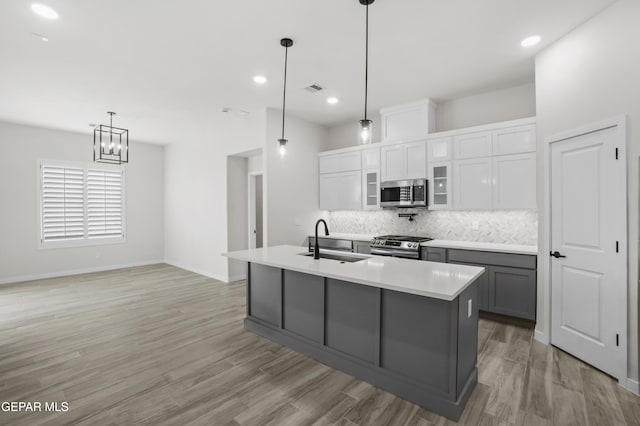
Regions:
[[299, 252, 370, 263]]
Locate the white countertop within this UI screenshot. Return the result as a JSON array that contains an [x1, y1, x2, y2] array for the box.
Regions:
[[224, 245, 484, 301], [421, 240, 538, 255], [309, 233, 374, 242]]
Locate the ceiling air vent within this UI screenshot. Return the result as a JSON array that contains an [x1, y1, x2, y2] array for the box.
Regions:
[[304, 83, 324, 93]]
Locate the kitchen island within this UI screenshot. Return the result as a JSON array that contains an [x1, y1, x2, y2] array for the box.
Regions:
[[224, 245, 485, 421]]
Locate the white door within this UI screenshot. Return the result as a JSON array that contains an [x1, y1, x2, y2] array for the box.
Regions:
[[454, 157, 493, 210], [550, 124, 626, 380]]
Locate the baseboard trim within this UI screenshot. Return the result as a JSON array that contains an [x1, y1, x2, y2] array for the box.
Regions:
[[0, 259, 166, 286], [227, 274, 247, 283], [621, 377, 640, 395], [534, 329, 549, 345], [163, 260, 228, 283]]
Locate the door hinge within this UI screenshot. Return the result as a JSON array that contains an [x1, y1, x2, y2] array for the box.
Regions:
[[616, 334, 619, 346], [616, 241, 619, 253], [615, 147, 619, 160]]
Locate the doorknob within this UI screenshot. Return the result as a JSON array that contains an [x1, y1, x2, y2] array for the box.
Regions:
[[550, 251, 566, 258]]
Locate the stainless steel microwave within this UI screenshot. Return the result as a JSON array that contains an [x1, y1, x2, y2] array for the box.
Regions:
[[380, 179, 428, 208]]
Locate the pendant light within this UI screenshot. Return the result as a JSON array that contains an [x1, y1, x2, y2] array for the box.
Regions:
[[93, 111, 129, 164], [278, 37, 294, 157], [358, 0, 374, 145]]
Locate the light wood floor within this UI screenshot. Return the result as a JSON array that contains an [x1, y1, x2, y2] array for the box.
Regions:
[[1, 264, 639, 426]]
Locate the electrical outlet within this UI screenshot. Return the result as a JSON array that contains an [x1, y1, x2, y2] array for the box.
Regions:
[[468, 299, 472, 318], [472, 220, 479, 230]]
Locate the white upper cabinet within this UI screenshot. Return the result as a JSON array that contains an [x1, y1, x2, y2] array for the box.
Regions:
[[380, 99, 436, 144], [428, 161, 452, 210], [405, 141, 427, 179], [361, 147, 380, 169], [380, 144, 405, 181], [381, 141, 426, 182], [493, 153, 536, 209], [453, 131, 493, 159], [319, 171, 362, 211], [427, 136, 452, 161], [454, 157, 493, 210], [319, 150, 361, 174], [362, 169, 380, 210], [492, 124, 536, 156]]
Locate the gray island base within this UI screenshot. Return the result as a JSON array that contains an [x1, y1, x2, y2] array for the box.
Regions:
[[245, 262, 479, 421]]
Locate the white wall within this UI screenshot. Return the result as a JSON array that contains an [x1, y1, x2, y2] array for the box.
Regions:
[[535, 0, 640, 382], [0, 121, 164, 283], [265, 108, 330, 246], [326, 113, 382, 151], [164, 112, 266, 282], [436, 83, 536, 132], [226, 156, 249, 281]]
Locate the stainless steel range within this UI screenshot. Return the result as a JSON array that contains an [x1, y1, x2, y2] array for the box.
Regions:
[[369, 235, 433, 259]]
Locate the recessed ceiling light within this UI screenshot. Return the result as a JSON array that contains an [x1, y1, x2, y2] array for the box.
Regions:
[[520, 35, 541, 47], [31, 3, 59, 20], [327, 97, 339, 105], [253, 75, 267, 84], [31, 32, 49, 42]]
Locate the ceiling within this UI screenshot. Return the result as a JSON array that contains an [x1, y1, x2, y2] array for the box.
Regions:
[[0, 0, 616, 144]]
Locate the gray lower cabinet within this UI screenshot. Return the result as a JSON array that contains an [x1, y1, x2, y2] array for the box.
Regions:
[[353, 240, 372, 254], [488, 266, 536, 320], [421, 247, 447, 263], [246, 262, 479, 421], [423, 247, 537, 321]]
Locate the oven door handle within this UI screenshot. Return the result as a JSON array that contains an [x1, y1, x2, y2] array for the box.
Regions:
[[370, 248, 420, 259]]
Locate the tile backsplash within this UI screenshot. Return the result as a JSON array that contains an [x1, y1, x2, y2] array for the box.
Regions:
[[325, 209, 538, 245]]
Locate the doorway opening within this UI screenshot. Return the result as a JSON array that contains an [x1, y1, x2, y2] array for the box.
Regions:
[[249, 173, 263, 249]]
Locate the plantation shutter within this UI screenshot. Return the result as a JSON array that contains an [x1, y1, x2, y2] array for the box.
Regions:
[[87, 168, 124, 239], [41, 165, 85, 242]]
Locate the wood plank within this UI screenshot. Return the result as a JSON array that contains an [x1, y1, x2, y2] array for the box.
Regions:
[[0, 264, 637, 426]]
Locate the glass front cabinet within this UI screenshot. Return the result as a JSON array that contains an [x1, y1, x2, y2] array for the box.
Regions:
[[362, 169, 380, 210], [428, 161, 452, 210]]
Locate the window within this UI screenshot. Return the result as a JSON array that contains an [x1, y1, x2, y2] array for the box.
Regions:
[[39, 160, 125, 248]]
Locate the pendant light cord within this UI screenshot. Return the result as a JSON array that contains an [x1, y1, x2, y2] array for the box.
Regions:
[[364, 2, 369, 121], [281, 45, 288, 140]]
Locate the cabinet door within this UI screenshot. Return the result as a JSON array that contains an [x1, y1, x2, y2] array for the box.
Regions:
[[353, 241, 372, 254], [362, 147, 380, 169], [492, 124, 536, 156], [319, 173, 340, 210], [405, 141, 427, 179], [428, 161, 452, 210], [320, 171, 362, 211], [319, 151, 362, 174], [380, 145, 405, 181], [493, 153, 536, 209], [453, 131, 493, 159], [450, 261, 489, 311], [382, 106, 430, 143], [362, 169, 380, 210], [319, 154, 342, 174], [339, 171, 362, 210], [427, 136, 452, 161], [421, 247, 447, 263], [454, 158, 493, 210], [339, 151, 362, 172], [488, 266, 536, 320]]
